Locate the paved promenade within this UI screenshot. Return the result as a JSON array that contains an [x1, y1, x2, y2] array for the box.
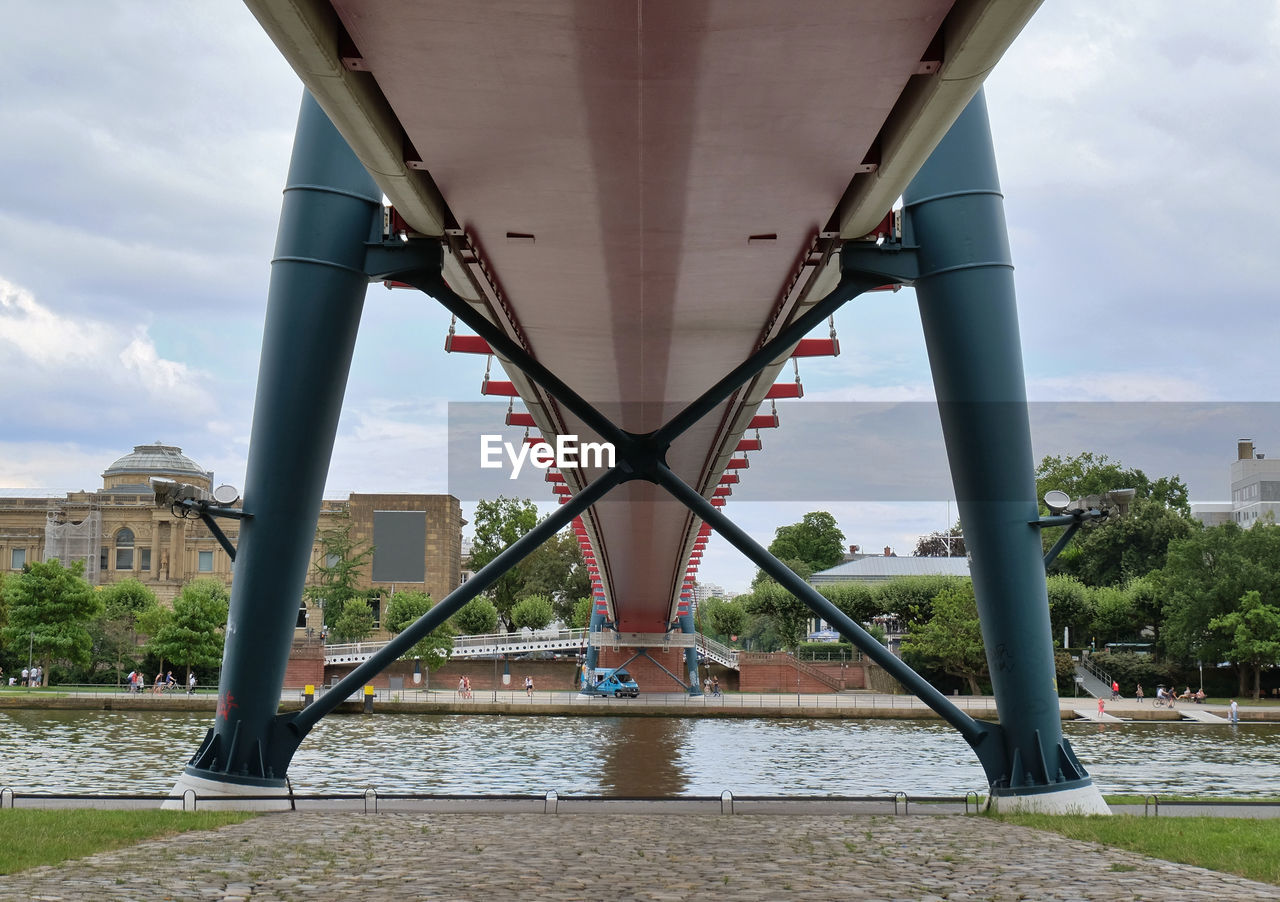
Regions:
[[2, 811, 1277, 901]]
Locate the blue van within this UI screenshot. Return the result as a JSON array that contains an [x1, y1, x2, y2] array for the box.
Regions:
[[580, 667, 639, 698]]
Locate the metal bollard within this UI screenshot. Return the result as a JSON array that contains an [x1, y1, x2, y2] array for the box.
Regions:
[[544, 790, 559, 814], [363, 684, 375, 714], [720, 790, 734, 815], [893, 791, 909, 815], [183, 788, 198, 811], [303, 684, 315, 707]]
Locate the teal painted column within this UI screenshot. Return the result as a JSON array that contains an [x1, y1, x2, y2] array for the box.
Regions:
[[177, 92, 381, 793], [904, 89, 1099, 807], [583, 609, 605, 687], [679, 613, 701, 695]]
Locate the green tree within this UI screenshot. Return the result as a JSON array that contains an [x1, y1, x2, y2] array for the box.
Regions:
[[147, 579, 229, 684], [1045, 574, 1092, 645], [1160, 523, 1280, 678], [754, 512, 845, 585], [1, 559, 101, 685], [520, 531, 591, 623], [568, 596, 593, 630], [510, 594, 555, 631], [913, 524, 966, 557], [382, 590, 453, 669], [743, 581, 809, 652], [1089, 585, 1138, 647], [453, 597, 499, 635], [1035, 451, 1194, 586], [696, 596, 747, 641], [306, 512, 374, 627], [470, 497, 539, 628], [331, 596, 376, 643], [1209, 590, 1280, 700], [873, 575, 965, 627], [900, 582, 988, 695], [95, 578, 161, 685], [818, 581, 881, 626]]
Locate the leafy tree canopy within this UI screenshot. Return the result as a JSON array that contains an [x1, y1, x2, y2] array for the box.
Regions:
[[765, 512, 845, 575], [1, 559, 101, 681], [900, 581, 988, 695], [913, 524, 967, 558], [567, 596, 593, 630], [453, 597, 499, 635], [305, 512, 374, 626], [1160, 523, 1280, 665], [1035, 451, 1190, 517], [1036, 452, 1194, 586], [1209, 589, 1280, 700], [743, 580, 810, 652], [383, 590, 453, 670], [331, 596, 376, 643], [510, 594, 555, 631], [147, 578, 229, 681]]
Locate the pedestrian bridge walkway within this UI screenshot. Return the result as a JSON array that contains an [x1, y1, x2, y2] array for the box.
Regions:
[[324, 629, 741, 669]]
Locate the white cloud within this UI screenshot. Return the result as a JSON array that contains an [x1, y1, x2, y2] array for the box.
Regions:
[[0, 276, 217, 426]]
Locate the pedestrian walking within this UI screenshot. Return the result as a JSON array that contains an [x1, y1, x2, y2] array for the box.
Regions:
[[1097, 697, 1105, 718], [524, 675, 534, 697], [1230, 698, 1239, 723], [1135, 683, 1144, 703], [188, 672, 197, 695], [1111, 680, 1119, 699], [21, 667, 29, 687]]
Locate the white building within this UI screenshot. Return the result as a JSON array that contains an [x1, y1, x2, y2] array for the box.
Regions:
[[1229, 439, 1280, 527]]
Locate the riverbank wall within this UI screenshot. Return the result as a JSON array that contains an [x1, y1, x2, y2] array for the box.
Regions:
[[5, 691, 1280, 722]]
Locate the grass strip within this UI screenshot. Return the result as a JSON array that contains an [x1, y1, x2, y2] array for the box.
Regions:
[[1002, 813, 1280, 886], [0, 810, 254, 875]]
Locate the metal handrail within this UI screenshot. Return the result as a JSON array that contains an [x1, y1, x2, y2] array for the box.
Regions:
[[1080, 654, 1113, 691]]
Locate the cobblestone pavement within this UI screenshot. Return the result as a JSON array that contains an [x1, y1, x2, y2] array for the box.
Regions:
[[1, 813, 1277, 901]]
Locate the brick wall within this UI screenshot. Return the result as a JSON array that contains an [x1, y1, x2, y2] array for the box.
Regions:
[[737, 653, 868, 693], [284, 641, 325, 689]]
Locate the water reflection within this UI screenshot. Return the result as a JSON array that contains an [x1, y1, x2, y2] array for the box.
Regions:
[[0, 709, 1276, 798], [597, 717, 691, 796]]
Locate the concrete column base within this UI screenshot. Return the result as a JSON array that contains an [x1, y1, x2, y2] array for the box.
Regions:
[[162, 770, 292, 811], [990, 782, 1110, 815]]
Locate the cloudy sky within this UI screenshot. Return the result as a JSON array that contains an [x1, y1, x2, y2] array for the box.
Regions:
[[2, 3, 1277, 595]]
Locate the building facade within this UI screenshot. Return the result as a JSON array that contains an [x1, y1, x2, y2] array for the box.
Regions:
[[1230, 438, 1280, 527], [0, 443, 463, 635]]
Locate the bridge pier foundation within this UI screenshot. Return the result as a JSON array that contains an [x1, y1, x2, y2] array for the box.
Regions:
[[903, 89, 1106, 812], [172, 91, 382, 796]]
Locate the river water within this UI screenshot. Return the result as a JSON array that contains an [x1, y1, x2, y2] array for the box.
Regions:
[[1, 710, 1275, 798]]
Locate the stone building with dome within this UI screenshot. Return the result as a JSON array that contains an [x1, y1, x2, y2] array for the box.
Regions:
[[0, 442, 463, 633]]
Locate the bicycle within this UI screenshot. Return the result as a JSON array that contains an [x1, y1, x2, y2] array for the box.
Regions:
[[1154, 696, 1175, 709]]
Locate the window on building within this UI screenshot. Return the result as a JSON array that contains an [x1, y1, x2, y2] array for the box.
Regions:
[[140, 547, 152, 572], [115, 528, 135, 571], [198, 550, 214, 572], [369, 595, 381, 628], [10, 548, 25, 570], [296, 603, 308, 629], [325, 552, 341, 568], [100, 545, 109, 571]]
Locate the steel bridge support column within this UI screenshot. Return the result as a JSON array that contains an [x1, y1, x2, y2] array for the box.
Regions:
[[170, 92, 381, 805], [582, 610, 606, 689], [679, 613, 701, 695], [903, 89, 1105, 813]]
